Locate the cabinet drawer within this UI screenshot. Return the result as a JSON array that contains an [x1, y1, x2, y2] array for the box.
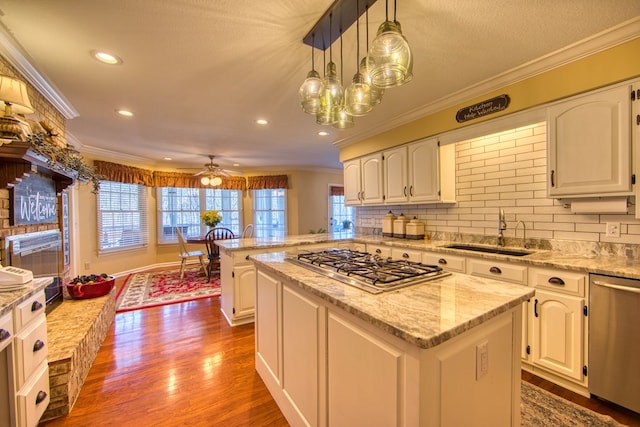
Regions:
[[468, 259, 527, 285], [14, 292, 46, 331], [422, 252, 466, 273], [529, 268, 586, 297], [16, 360, 49, 427], [15, 315, 48, 389], [391, 248, 422, 262], [367, 245, 391, 258], [0, 311, 13, 352]]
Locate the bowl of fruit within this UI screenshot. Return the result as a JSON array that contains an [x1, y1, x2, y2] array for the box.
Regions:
[[66, 273, 115, 299]]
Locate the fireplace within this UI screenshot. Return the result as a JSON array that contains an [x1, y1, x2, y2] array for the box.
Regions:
[[4, 229, 62, 312]]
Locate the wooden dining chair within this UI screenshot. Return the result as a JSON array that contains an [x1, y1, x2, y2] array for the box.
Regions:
[[176, 228, 206, 280], [204, 227, 236, 280], [241, 223, 254, 238]]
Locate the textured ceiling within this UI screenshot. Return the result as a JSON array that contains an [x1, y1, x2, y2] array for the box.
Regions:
[[0, 0, 639, 173]]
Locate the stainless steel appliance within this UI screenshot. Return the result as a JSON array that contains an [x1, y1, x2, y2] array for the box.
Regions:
[[287, 248, 451, 294], [589, 274, 640, 414]]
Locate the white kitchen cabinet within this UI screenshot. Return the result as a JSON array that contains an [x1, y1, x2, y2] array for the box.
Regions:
[[390, 247, 423, 262], [421, 251, 466, 273], [343, 153, 384, 206], [220, 251, 258, 326], [547, 82, 634, 198], [384, 138, 456, 204], [467, 258, 528, 285], [634, 83, 640, 219], [255, 270, 281, 387], [1, 311, 15, 427], [366, 244, 391, 259]]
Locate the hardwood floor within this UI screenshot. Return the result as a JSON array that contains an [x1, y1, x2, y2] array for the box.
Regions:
[[39, 273, 639, 426]]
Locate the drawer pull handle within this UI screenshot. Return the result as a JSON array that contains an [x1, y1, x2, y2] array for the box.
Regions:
[[0, 329, 10, 342], [31, 300, 43, 312], [36, 390, 48, 405], [375, 248, 382, 254], [33, 340, 45, 352], [438, 258, 447, 265], [245, 255, 250, 261], [489, 266, 502, 274], [402, 253, 410, 259], [548, 276, 565, 286]]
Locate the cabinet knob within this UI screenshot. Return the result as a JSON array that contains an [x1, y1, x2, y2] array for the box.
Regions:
[[438, 258, 447, 265], [0, 329, 10, 342], [31, 300, 43, 312], [35, 391, 48, 405], [489, 266, 502, 274], [33, 339, 45, 352]]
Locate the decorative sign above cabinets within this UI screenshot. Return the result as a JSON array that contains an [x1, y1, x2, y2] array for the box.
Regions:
[[10, 174, 58, 225], [456, 94, 510, 123]]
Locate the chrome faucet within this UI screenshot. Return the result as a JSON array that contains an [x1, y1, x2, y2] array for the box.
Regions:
[[497, 208, 507, 247], [515, 221, 527, 248]]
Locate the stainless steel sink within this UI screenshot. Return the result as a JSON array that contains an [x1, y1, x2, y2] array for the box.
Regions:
[[443, 244, 532, 257]]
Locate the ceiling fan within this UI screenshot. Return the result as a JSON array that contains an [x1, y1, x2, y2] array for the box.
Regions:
[[192, 155, 241, 178]]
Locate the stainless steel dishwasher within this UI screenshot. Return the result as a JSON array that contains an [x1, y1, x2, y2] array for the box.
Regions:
[[589, 274, 640, 414]]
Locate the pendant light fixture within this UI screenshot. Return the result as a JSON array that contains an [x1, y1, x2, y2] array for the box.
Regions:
[[345, 0, 372, 116], [367, 0, 413, 88], [360, 6, 384, 106], [299, 34, 322, 114], [317, 13, 343, 126], [334, 31, 354, 129]]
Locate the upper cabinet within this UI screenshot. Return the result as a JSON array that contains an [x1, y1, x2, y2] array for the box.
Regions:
[[344, 152, 384, 206], [384, 138, 455, 204], [547, 82, 636, 198]]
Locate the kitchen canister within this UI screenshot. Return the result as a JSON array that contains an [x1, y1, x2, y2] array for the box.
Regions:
[[405, 217, 425, 240], [393, 213, 409, 238], [382, 211, 396, 237]]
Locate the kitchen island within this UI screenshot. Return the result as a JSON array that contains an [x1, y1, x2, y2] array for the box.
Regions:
[[251, 252, 534, 427]]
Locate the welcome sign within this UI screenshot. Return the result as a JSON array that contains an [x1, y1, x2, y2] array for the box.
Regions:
[[10, 174, 58, 225]]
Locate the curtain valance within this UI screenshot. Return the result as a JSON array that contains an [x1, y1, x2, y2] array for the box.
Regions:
[[246, 175, 289, 190], [94, 160, 154, 186]]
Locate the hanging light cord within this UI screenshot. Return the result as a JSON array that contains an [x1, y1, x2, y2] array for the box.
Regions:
[[339, 30, 344, 83], [355, 0, 360, 69], [311, 33, 315, 71], [394, 0, 397, 22], [329, 13, 333, 63], [385, 0, 389, 21], [366, 6, 370, 52]]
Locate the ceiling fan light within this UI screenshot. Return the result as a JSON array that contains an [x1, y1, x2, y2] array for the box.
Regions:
[[367, 20, 413, 88], [299, 69, 322, 114], [211, 176, 222, 186], [200, 176, 210, 185], [345, 73, 373, 116]]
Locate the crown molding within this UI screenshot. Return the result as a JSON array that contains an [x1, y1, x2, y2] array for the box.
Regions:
[[333, 17, 640, 149], [0, 24, 79, 119]]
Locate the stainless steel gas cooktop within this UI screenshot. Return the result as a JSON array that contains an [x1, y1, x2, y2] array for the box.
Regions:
[[286, 248, 451, 294]]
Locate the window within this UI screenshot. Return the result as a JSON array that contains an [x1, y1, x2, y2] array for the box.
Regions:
[[328, 186, 354, 232], [97, 181, 148, 252], [157, 187, 242, 243], [253, 189, 287, 238]]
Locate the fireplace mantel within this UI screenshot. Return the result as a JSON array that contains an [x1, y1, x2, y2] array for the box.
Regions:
[[0, 140, 75, 193]]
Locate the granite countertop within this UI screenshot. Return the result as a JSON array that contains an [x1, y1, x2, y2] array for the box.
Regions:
[[252, 252, 534, 350], [218, 232, 640, 280], [0, 277, 53, 316]]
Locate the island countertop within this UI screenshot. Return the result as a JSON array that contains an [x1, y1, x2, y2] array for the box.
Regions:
[[0, 277, 52, 316], [251, 252, 534, 349]]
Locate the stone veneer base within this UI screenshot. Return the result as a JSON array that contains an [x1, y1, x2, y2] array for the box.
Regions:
[[40, 288, 116, 421]]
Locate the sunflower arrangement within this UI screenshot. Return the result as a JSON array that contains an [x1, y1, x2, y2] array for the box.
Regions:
[[201, 210, 223, 227]]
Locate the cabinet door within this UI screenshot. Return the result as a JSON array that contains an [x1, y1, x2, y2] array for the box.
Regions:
[[408, 138, 440, 202], [219, 253, 235, 323], [383, 147, 408, 204], [548, 84, 631, 197], [327, 312, 403, 427], [282, 285, 325, 427], [531, 289, 584, 381], [343, 159, 362, 206], [234, 264, 256, 319], [255, 270, 281, 386], [360, 153, 384, 205]]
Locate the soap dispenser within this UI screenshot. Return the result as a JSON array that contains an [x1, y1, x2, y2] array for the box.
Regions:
[[382, 211, 396, 237]]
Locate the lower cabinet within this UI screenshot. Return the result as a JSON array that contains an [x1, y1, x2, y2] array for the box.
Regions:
[[220, 252, 256, 326], [255, 266, 522, 427]]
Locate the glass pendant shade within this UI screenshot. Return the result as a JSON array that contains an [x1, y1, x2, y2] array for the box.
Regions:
[[317, 62, 343, 125], [345, 72, 372, 116], [333, 107, 354, 129], [359, 57, 383, 105], [367, 20, 413, 88], [299, 69, 322, 114]]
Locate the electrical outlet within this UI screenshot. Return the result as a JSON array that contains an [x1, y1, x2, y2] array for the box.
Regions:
[[476, 340, 489, 380], [84, 262, 91, 270], [605, 222, 621, 238]]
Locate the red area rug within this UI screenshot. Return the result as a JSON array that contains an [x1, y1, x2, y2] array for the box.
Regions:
[[116, 267, 221, 313]]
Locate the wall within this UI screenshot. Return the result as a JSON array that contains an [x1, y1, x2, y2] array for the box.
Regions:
[[356, 119, 640, 251]]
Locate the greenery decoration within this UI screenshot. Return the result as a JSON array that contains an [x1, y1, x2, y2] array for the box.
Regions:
[[201, 210, 223, 227], [26, 133, 104, 192]]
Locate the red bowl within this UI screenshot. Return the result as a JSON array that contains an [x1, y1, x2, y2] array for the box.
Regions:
[[66, 276, 115, 299]]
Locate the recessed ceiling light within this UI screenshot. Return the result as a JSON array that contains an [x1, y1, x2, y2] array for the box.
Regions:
[[163, 157, 173, 161], [91, 50, 123, 65], [115, 109, 134, 117], [233, 163, 240, 167], [256, 119, 268, 125], [318, 131, 329, 136]]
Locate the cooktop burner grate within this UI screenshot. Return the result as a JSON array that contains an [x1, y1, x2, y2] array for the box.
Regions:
[[289, 248, 451, 293]]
